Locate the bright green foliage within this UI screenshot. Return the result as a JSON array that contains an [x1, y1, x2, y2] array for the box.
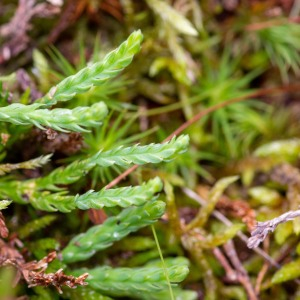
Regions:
[[142, 288, 197, 300], [0, 179, 38, 205], [275, 222, 293, 245], [0, 154, 51, 175], [0, 180, 75, 211], [4, 1, 300, 298], [145, 256, 189, 268], [257, 23, 300, 80], [18, 215, 57, 239], [90, 135, 189, 167], [75, 177, 163, 209], [62, 287, 113, 300], [41, 30, 143, 106], [0, 200, 11, 210], [42, 47, 130, 111], [29, 178, 163, 212], [31, 286, 58, 300], [272, 258, 300, 284], [254, 138, 300, 162], [28, 238, 60, 259], [113, 236, 156, 252], [0, 28, 193, 299], [62, 200, 166, 263], [191, 224, 244, 249], [30, 192, 75, 212], [0, 102, 108, 132], [8, 178, 162, 213], [37, 135, 189, 189], [192, 52, 267, 158], [248, 186, 281, 206], [72, 264, 189, 298], [0, 136, 188, 211], [81, 112, 158, 185], [146, 0, 198, 36]]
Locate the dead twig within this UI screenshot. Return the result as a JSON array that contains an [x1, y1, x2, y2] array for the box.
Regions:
[[105, 84, 300, 190], [182, 187, 281, 268], [255, 238, 270, 294], [0, 0, 60, 64], [223, 240, 257, 300], [0, 239, 88, 293], [247, 209, 300, 249], [213, 247, 237, 281], [213, 241, 257, 299]]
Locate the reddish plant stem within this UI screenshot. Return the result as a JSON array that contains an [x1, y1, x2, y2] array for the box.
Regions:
[[213, 247, 237, 281], [105, 84, 300, 189], [223, 240, 257, 300], [255, 238, 270, 294]]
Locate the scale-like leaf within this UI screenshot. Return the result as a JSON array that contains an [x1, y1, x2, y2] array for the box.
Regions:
[[75, 177, 163, 209], [71, 264, 189, 298], [0, 154, 52, 176], [31, 192, 75, 213], [62, 200, 165, 263], [0, 102, 108, 132], [40, 30, 143, 105], [37, 135, 189, 189], [0, 200, 11, 210], [18, 215, 57, 238]]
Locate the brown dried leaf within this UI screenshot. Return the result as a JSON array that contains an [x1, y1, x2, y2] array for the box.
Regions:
[[196, 185, 256, 231], [30, 129, 83, 155], [0, 238, 25, 267], [217, 196, 256, 231], [27, 268, 88, 294], [0, 242, 88, 292], [0, 0, 60, 64], [22, 252, 88, 293]]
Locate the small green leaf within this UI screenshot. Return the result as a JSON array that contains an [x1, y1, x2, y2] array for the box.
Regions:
[[92, 135, 189, 167], [0, 200, 11, 210], [31, 192, 75, 212], [71, 264, 189, 298], [0, 102, 108, 132], [254, 139, 300, 162], [41, 30, 144, 105], [61, 287, 113, 300], [272, 259, 300, 284], [0, 154, 52, 176], [75, 177, 163, 209], [187, 176, 239, 229], [249, 186, 281, 206], [274, 222, 293, 245], [18, 215, 57, 239], [62, 200, 166, 263], [146, 0, 198, 36], [194, 223, 244, 249], [37, 135, 189, 189]]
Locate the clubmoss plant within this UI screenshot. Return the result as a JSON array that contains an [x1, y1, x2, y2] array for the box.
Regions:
[[0, 30, 193, 299]]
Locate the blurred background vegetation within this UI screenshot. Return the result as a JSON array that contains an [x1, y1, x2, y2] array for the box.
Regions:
[[2, 0, 300, 299]]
